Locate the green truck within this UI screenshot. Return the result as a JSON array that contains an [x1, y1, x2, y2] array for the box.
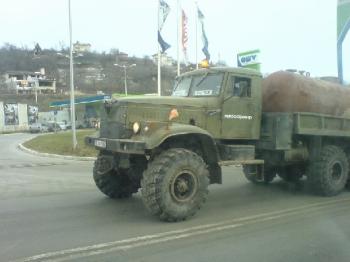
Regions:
[[86, 67, 350, 222]]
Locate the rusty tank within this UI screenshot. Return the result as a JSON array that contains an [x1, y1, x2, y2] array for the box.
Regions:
[[262, 71, 350, 116]]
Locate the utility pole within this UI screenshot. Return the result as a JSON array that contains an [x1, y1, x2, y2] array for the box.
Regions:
[[123, 66, 127, 96], [177, 0, 180, 76], [68, 0, 77, 149], [157, 0, 161, 96], [35, 84, 38, 104], [195, 1, 199, 69], [114, 64, 136, 96]]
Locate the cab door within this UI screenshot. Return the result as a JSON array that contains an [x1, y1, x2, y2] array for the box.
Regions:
[[221, 74, 261, 140]]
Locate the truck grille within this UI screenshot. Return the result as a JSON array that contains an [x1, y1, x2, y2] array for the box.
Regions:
[[99, 121, 132, 139]]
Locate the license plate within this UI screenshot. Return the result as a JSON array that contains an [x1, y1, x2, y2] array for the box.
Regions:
[[94, 139, 106, 148]]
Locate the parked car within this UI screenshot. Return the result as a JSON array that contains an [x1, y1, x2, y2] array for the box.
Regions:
[[47, 122, 62, 132], [76, 120, 90, 129], [56, 121, 71, 130], [64, 122, 72, 129], [29, 123, 49, 133]]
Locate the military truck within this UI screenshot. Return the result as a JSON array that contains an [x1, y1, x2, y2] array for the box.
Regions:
[[85, 67, 350, 222]]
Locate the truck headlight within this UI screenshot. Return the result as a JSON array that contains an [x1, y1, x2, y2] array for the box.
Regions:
[[132, 122, 141, 134]]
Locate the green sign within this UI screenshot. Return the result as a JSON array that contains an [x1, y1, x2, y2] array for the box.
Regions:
[[338, 0, 350, 37], [337, 0, 350, 83], [237, 49, 261, 71]]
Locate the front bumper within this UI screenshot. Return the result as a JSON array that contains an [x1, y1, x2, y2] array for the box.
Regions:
[[85, 136, 146, 154]]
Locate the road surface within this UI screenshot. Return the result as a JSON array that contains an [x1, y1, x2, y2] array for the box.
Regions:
[[1, 133, 350, 262]]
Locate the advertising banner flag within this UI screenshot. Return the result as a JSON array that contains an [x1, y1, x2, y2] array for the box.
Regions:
[[159, 0, 170, 31], [182, 9, 189, 63], [158, 31, 171, 53], [158, 0, 171, 53], [197, 7, 210, 61]]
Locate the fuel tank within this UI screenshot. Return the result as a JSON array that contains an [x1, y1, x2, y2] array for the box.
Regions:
[[262, 71, 350, 116]]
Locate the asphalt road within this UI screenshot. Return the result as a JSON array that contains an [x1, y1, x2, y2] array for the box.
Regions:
[[1, 133, 350, 262]]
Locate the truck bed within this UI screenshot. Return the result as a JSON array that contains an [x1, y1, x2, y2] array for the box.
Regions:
[[294, 112, 350, 137], [258, 112, 350, 150]]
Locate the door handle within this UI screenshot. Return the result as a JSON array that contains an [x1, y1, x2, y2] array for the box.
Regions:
[[207, 109, 221, 116]]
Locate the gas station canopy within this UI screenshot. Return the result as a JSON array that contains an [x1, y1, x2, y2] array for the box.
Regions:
[[50, 95, 111, 108]]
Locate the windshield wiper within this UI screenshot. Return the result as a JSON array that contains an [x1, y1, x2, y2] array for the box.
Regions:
[[172, 78, 191, 96], [195, 73, 209, 87]]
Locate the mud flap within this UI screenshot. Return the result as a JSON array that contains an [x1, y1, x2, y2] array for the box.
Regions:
[[245, 164, 265, 182], [95, 155, 115, 175]]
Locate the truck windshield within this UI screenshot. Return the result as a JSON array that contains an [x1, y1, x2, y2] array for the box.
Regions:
[[172, 73, 224, 97]]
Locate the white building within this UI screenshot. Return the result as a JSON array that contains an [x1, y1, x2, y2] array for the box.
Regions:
[[152, 53, 175, 67], [4, 69, 56, 94], [73, 41, 91, 53]]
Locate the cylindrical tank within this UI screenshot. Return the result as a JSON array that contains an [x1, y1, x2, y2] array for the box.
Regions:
[[262, 71, 350, 116]]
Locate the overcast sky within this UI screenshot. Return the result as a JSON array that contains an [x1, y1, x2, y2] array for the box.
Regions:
[[0, 0, 342, 77]]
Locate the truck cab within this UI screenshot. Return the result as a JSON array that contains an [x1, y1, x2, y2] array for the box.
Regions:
[[172, 67, 262, 140]]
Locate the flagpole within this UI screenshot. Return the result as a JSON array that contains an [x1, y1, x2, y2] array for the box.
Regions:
[[157, 0, 161, 96], [195, 1, 198, 69], [157, 49, 161, 96], [177, 0, 180, 76]]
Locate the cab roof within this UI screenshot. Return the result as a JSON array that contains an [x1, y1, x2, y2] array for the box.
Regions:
[[179, 67, 262, 78]]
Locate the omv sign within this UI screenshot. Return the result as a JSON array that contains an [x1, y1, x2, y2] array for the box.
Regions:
[[237, 50, 260, 67]]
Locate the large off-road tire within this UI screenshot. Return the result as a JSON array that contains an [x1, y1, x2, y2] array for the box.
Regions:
[[93, 154, 139, 199], [346, 153, 350, 189], [307, 145, 349, 196], [243, 165, 275, 184], [141, 148, 209, 222]]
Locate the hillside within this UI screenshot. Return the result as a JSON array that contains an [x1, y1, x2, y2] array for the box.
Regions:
[[0, 43, 181, 98]]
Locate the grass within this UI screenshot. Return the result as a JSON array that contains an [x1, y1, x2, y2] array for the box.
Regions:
[[23, 129, 98, 157]]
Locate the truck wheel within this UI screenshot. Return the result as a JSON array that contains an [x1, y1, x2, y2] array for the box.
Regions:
[[307, 145, 349, 196], [141, 148, 209, 222], [243, 165, 275, 184], [93, 155, 138, 199], [346, 153, 350, 189]]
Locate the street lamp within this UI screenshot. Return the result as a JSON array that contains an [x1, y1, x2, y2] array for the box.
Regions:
[[57, 52, 83, 59], [114, 63, 136, 96]]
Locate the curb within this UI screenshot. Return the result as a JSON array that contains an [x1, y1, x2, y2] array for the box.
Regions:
[[18, 141, 96, 161]]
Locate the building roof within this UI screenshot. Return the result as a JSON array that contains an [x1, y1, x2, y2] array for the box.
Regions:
[[5, 70, 38, 75], [50, 95, 111, 107]]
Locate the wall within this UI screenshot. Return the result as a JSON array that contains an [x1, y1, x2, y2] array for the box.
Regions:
[[0, 102, 4, 131], [0, 102, 29, 133], [18, 104, 28, 127], [38, 108, 70, 124]]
